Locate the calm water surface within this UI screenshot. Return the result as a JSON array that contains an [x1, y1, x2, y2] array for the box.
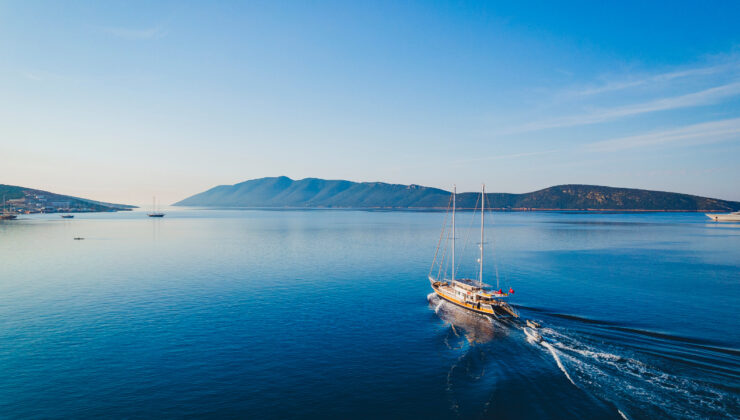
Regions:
[[0, 209, 738, 419]]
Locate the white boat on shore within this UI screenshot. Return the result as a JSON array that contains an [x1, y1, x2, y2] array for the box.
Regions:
[[705, 211, 740, 222]]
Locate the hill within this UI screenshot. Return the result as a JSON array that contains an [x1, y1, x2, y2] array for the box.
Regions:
[[0, 184, 135, 213], [174, 177, 740, 211]]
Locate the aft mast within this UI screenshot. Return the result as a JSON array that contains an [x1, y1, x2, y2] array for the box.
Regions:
[[452, 185, 455, 282], [480, 184, 484, 286]]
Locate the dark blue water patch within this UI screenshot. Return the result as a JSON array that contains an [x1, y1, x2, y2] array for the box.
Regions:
[[0, 210, 738, 418]]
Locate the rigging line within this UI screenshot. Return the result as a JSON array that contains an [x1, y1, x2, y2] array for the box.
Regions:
[[429, 194, 453, 277], [436, 204, 453, 282], [485, 194, 501, 289], [455, 193, 480, 280], [437, 222, 452, 281]]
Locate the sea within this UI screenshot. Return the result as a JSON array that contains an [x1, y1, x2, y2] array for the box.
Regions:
[[0, 209, 738, 419]]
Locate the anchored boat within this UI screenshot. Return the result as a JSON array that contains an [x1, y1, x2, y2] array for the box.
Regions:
[[147, 196, 165, 218], [1, 195, 17, 220], [429, 184, 518, 318]]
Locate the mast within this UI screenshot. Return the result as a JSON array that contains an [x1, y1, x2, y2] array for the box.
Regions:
[[451, 185, 455, 282], [152, 196, 156, 213], [480, 184, 484, 286]]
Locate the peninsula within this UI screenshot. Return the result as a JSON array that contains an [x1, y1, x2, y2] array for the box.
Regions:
[[0, 184, 135, 214], [174, 177, 740, 212]]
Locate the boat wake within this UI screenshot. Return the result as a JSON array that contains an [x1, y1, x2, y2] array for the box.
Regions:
[[539, 340, 577, 387], [430, 294, 739, 418], [534, 324, 740, 419]]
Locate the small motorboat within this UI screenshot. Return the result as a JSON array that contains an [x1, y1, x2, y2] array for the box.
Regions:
[[73, 237, 85, 240], [523, 327, 542, 343], [526, 320, 541, 329], [61, 214, 74, 219]]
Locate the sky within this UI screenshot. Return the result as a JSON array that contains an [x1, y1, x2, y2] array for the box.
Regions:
[[1, 1, 740, 205]]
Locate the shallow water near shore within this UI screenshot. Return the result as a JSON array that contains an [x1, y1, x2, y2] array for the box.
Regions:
[[0, 209, 738, 419]]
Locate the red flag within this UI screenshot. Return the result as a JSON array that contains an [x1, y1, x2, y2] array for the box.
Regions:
[[509, 287, 515, 294], [498, 289, 503, 294]]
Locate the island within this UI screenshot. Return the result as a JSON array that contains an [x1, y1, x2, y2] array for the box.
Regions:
[[174, 176, 740, 212]]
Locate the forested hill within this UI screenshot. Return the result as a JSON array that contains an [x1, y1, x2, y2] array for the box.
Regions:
[[174, 177, 740, 211]]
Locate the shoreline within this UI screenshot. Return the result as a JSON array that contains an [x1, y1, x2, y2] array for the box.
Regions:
[[170, 206, 736, 213]]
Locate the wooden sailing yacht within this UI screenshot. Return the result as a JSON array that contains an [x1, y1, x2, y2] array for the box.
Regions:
[[429, 184, 518, 318]]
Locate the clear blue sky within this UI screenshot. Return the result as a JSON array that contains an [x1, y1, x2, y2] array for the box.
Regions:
[[2, 1, 739, 204]]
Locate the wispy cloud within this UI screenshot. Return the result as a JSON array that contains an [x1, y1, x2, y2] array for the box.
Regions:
[[102, 25, 167, 40], [22, 72, 44, 81], [588, 117, 740, 152], [452, 149, 558, 165], [19, 70, 64, 82], [513, 80, 740, 133], [573, 61, 739, 96]]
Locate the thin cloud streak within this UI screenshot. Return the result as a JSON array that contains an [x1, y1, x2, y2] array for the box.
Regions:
[[574, 61, 738, 96], [511, 80, 740, 133], [588, 117, 740, 152], [452, 149, 558, 165], [102, 25, 167, 40]]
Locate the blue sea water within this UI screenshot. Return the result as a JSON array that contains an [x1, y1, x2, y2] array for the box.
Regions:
[[0, 209, 738, 419]]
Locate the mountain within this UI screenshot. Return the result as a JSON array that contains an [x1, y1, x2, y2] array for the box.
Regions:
[[174, 177, 740, 211], [0, 184, 135, 213]]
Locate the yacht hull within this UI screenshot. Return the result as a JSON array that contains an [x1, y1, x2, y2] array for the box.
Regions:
[[431, 280, 517, 318]]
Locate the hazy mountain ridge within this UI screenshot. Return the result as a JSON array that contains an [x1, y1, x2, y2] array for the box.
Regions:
[[174, 177, 740, 211], [0, 184, 135, 212]]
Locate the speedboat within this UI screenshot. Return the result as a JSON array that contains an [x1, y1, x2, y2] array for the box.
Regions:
[[526, 320, 541, 329], [523, 327, 542, 343]]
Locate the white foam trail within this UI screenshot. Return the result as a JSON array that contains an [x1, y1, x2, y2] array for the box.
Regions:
[[435, 300, 444, 314], [554, 341, 623, 363], [539, 327, 735, 418], [618, 409, 629, 420], [541, 341, 577, 387]]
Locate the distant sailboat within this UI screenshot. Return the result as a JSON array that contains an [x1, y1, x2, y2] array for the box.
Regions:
[[148, 196, 165, 218], [1, 195, 18, 220], [429, 184, 518, 318]]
